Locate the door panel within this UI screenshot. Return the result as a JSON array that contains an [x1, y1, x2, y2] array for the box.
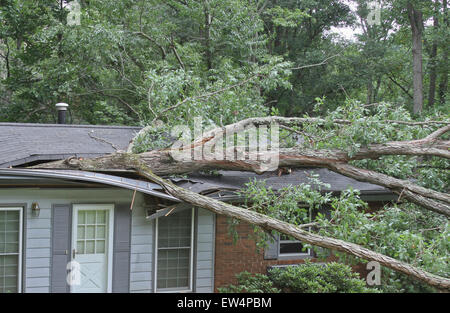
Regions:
[[71, 205, 113, 293]]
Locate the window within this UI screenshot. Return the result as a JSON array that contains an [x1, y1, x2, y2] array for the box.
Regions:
[[0, 207, 23, 293], [76, 210, 108, 254], [279, 234, 311, 256], [155, 208, 194, 292]]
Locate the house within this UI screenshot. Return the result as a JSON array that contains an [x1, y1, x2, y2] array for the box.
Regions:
[[0, 122, 395, 293]]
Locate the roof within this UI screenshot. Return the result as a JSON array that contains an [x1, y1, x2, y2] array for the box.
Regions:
[[0, 168, 178, 201], [173, 168, 393, 199], [0, 122, 393, 199], [0, 123, 141, 167]]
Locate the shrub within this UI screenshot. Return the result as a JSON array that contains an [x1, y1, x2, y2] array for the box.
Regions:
[[268, 262, 379, 293], [218, 262, 380, 293], [217, 271, 281, 293]]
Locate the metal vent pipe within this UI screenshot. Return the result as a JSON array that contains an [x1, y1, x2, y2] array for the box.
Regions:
[[55, 103, 69, 124]]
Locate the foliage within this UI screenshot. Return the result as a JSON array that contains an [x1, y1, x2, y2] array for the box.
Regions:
[[300, 100, 449, 190], [217, 271, 281, 293], [315, 198, 449, 292], [1, 0, 448, 125], [238, 176, 449, 293], [268, 261, 379, 293], [218, 262, 379, 293], [0, 0, 448, 294]]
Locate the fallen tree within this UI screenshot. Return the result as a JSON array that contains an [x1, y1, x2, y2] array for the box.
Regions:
[[32, 115, 450, 290], [36, 117, 450, 217]]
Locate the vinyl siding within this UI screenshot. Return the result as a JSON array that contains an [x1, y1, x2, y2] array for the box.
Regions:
[[130, 204, 153, 293], [0, 188, 136, 293], [195, 208, 215, 292], [0, 188, 216, 293]]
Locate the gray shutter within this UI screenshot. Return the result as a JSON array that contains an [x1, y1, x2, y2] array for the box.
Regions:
[[51, 204, 72, 293], [263, 233, 279, 260], [112, 203, 131, 293]]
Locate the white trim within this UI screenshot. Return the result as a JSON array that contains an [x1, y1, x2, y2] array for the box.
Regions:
[[71, 204, 114, 293], [0, 207, 23, 293], [154, 208, 194, 293]]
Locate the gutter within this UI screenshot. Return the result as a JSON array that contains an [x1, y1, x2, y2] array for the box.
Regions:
[[0, 168, 179, 202]]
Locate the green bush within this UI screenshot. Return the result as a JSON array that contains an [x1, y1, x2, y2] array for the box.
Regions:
[[217, 271, 281, 293], [219, 262, 380, 293], [269, 262, 379, 293]]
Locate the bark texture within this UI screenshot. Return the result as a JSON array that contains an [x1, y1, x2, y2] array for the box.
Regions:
[[34, 120, 450, 217], [407, 1, 424, 114], [131, 161, 450, 290], [29, 117, 450, 290]]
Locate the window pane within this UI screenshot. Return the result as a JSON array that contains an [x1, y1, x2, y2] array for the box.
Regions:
[[86, 226, 95, 239], [76, 241, 85, 254], [279, 242, 307, 255], [96, 240, 105, 254], [0, 255, 18, 293], [0, 210, 21, 293], [86, 211, 96, 224], [85, 240, 95, 254], [77, 226, 85, 240], [96, 211, 106, 224], [96, 226, 106, 239], [157, 209, 192, 290], [78, 211, 85, 224]]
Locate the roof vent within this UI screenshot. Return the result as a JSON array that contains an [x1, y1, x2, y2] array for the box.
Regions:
[[55, 103, 69, 124]]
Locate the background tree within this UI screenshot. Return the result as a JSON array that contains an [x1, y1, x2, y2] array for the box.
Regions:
[[0, 0, 449, 292]]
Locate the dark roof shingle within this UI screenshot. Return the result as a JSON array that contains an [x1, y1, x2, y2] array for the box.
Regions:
[[174, 168, 392, 196], [0, 123, 393, 196], [0, 123, 141, 167]]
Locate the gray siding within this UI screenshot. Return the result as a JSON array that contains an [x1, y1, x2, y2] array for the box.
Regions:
[[130, 203, 153, 293], [25, 202, 52, 293], [51, 204, 72, 293], [195, 208, 215, 292], [0, 188, 137, 293], [112, 203, 132, 292], [0, 188, 216, 293]]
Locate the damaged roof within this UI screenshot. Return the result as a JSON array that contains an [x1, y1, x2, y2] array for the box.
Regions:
[[0, 123, 141, 167], [172, 168, 393, 199], [0, 168, 178, 201], [0, 122, 393, 199]]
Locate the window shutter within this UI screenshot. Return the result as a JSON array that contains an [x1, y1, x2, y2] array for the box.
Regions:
[[263, 234, 279, 260], [112, 203, 131, 293], [51, 204, 72, 293]]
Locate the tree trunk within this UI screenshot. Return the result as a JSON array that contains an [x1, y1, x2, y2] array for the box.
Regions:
[[28, 116, 450, 290], [33, 119, 450, 217], [203, 0, 212, 71], [439, 0, 449, 105], [428, 5, 439, 107], [132, 161, 450, 290], [407, 2, 424, 114]]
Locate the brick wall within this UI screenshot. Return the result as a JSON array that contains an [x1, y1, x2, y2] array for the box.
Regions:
[[213, 203, 384, 292], [214, 215, 331, 291]]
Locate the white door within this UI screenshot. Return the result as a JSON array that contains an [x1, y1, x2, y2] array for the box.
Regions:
[[71, 204, 114, 293]]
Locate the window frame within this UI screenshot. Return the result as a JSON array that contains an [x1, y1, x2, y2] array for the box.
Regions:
[[278, 235, 312, 258], [265, 205, 316, 261], [0, 207, 23, 293], [154, 207, 195, 293]]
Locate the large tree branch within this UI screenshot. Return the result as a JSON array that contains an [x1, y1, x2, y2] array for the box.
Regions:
[[33, 120, 450, 216], [27, 115, 450, 289], [130, 159, 450, 291], [32, 145, 450, 218]]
